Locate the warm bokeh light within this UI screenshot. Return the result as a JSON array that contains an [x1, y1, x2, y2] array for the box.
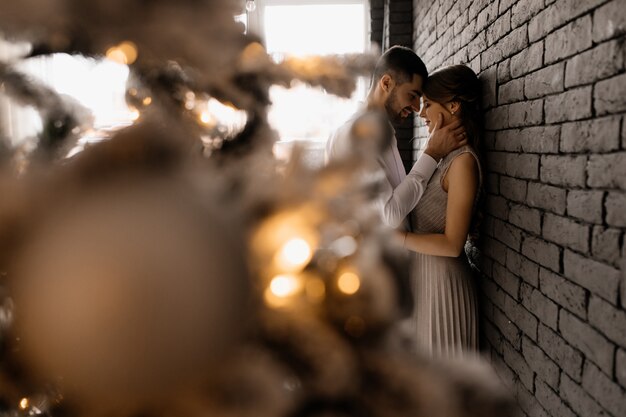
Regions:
[[275, 238, 312, 271], [184, 91, 196, 109], [197, 98, 246, 135], [240, 41, 266, 65], [19, 398, 29, 410], [263, 288, 285, 309], [119, 41, 138, 64], [337, 271, 360, 295], [129, 107, 140, 121], [199, 109, 216, 127], [106, 41, 138, 65], [269, 274, 300, 298], [264, 274, 303, 308], [250, 207, 321, 278], [105, 48, 127, 65]]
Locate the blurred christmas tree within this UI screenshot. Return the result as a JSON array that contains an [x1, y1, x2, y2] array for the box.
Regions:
[[0, 1, 513, 417]]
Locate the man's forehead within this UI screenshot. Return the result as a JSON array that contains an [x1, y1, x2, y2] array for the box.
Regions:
[[408, 73, 424, 95]]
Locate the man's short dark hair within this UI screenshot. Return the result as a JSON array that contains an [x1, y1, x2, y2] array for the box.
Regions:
[[372, 45, 428, 85]]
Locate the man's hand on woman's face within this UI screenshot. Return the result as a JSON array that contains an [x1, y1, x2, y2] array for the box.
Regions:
[[423, 112, 467, 161]]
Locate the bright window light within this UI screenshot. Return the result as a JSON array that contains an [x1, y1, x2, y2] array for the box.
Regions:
[[260, 2, 368, 166], [11, 53, 135, 148], [264, 4, 365, 55], [26, 54, 134, 129]]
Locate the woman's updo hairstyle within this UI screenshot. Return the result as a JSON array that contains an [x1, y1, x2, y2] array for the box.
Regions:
[[423, 64, 483, 148]]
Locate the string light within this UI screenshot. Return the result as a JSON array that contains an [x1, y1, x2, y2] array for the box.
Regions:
[[275, 238, 312, 271], [264, 274, 302, 308], [128, 107, 140, 121], [105, 41, 138, 65], [337, 271, 360, 295], [19, 398, 29, 410], [251, 207, 320, 278], [269, 274, 300, 297], [184, 91, 196, 110], [199, 109, 216, 127]]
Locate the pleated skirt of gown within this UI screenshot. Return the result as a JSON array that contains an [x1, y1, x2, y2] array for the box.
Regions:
[[409, 252, 479, 359]]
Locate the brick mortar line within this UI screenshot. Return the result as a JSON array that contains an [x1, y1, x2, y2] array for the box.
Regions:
[[421, 0, 616, 49], [418, 1, 625, 71]]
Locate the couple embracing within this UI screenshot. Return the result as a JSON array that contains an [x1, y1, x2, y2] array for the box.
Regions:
[[326, 46, 483, 359]]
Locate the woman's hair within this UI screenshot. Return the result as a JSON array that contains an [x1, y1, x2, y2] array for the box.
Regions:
[[424, 65, 485, 246], [423, 64, 483, 149]]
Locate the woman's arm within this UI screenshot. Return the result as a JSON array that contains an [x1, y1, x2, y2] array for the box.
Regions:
[[403, 152, 479, 257]]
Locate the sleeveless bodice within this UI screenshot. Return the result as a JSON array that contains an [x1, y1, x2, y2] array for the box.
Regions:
[[411, 145, 483, 234]]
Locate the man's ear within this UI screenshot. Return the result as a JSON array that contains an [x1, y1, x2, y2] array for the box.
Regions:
[[379, 74, 395, 93]]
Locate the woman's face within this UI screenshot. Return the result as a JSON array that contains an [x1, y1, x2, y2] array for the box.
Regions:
[[418, 95, 453, 133]]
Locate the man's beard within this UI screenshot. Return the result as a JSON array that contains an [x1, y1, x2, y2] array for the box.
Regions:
[[384, 87, 406, 124]]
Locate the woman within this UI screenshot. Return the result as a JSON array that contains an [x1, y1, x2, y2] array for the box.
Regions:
[[402, 64, 483, 358]]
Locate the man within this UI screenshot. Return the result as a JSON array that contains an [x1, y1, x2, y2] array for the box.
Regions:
[[326, 45, 466, 230]]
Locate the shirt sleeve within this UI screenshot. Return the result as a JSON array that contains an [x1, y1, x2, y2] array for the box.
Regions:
[[325, 123, 351, 163], [378, 153, 437, 228]]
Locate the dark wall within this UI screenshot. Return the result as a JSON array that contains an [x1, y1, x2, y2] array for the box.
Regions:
[[372, 0, 415, 173], [412, 1, 626, 417]]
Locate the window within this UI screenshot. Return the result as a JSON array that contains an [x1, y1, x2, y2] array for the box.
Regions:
[[0, 2, 370, 164], [0, 39, 135, 150], [247, 0, 370, 166]]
